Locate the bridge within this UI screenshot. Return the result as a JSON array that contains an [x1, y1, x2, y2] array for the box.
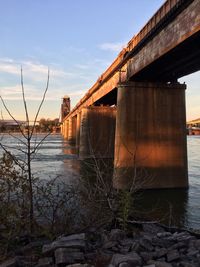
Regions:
[[61, 0, 200, 190]]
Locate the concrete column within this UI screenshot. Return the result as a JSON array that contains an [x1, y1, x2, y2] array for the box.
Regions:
[[60, 123, 64, 136], [76, 112, 81, 150], [79, 106, 116, 159], [113, 82, 188, 189], [72, 116, 77, 144], [67, 116, 77, 144], [64, 120, 69, 139], [68, 117, 73, 143]]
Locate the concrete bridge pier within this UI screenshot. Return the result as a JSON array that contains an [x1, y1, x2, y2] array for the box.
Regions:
[[79, 106, 116, 159], [63, 120, 69, 139], [67, 117, 73, 143], [113, 81, 188, 190], [67, 116, 77, 144], [76, 112, 81, 151]]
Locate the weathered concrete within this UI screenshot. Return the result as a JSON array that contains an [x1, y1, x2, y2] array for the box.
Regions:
[[64, 120, 69, 140], [76, 112, 81, 151], [79, 106, 116, 159], [71, 116, 77, 145], [113, 82, 188, 189], [68, 117, 73, 143]]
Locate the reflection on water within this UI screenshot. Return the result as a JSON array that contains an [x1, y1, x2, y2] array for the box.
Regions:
[[0, 134, 199, 229]]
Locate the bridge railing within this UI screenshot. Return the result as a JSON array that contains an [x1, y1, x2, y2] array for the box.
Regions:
[[127, 0, 179, 51]]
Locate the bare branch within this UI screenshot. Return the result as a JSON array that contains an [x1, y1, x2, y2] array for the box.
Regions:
[[1, 143, 28, 155], [30, 131, 51, 155], [21, 67, 29, 128], [0, 143, 26, 171], [31, 69, 50, 138], [7, 132, 28, 147]]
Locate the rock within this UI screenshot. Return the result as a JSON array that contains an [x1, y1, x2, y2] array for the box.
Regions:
[[119, 247, 130, 254], [194, 239, 200, 250], [36, 257, 54, 267], [157, 232, 172, 238], [103, 241, 118, 249], [110, 252, 142, 266], [179, 262, 199, 267], [142, 224, 165, 234], [154, 262, 172, 267], [42, 240, 86, 255], [140, 251, 155, 262], [186, 248, 199, 257], [119, 238, 134, 247], [65, 264, 92, 267], [172, 232, 194, 243], [147, 260, 172, 267], [118, 262, 132, 267], [152, 237, 174, 248], [166, 250, 180, 262], [109, 229, 126, 241], [0, 257, 38, 267], [131, 241, 141, 252], [139, 238, 154, 251], [55, 248, 84, 265], [58, 233, 85, 242], [155, 248, 167, 258]]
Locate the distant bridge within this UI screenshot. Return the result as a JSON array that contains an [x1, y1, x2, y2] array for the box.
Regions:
[[61, 0, 200, 190]]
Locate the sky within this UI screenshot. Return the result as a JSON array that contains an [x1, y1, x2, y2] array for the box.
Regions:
[[0, 0, 199, 121]]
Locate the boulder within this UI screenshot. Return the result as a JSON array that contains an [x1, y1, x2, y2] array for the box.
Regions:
[[55, 248, 84, 265], [110, 252, 142, 266]]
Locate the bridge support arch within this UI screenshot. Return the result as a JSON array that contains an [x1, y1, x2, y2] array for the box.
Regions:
[[113, 81, 188, 189]]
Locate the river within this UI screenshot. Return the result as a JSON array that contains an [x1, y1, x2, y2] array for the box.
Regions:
[[0, 134, 199, 229]]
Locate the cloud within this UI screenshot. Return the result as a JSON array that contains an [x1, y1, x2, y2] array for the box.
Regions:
[[68, 90, 86, 97], [99, 42, 126, 52], [0, 57, 96, 103], [0, 61, 20, 75], [0, 84, 49, 100], [0, 58, 73, 80]]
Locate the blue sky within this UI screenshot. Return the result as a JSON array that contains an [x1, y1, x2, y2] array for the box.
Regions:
[[0, 0, 199, 121]]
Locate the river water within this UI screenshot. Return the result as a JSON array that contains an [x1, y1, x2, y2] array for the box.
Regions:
[[0, 134, 199, 229]]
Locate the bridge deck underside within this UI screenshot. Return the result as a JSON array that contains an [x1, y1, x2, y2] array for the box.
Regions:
[[93, 30, 200, 107], [132, 30, 200, 82]]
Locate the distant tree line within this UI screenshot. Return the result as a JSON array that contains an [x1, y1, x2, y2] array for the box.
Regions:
[[0, 118, 60, 133], [36, 118, 60, 133]]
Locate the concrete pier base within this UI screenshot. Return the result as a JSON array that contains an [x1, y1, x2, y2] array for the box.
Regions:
[[113, 82, 188, 189], [79, 106, 116, 159]]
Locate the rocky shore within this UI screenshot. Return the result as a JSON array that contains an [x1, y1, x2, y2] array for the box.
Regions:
[[1, 223, 200, 267]]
